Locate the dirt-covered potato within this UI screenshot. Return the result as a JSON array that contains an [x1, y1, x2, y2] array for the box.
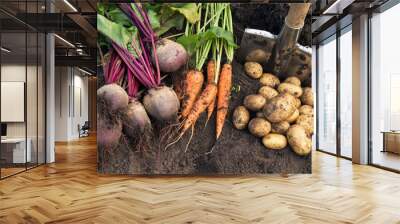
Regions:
[[294, 98, 301, 108], [248, 118, 271, 137], [277, 83, 303, 98], [232, 106, 250, 130], [246, 49, 269, 63], [284, 76, 301, 86], [259, 73, 280, 88], [244, 62, 263, 79], [243, 94, 266, 111], [296, 114, 314, 136], [287, 125, 312, 156], [299, 105, 313, 116], [262, 133, 287, 150], [258, 86, 279, 100], [271, 121, 290, 134], [256, 112, 265, 118], [301, 87, 314, 106], [286, 109, 299, 123], [263, 93, 297, 123]]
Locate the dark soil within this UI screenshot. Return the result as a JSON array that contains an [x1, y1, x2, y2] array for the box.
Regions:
[[98, 3, 312, 175]]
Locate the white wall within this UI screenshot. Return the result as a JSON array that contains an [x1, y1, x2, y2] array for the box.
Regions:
[[54, 66, 89, 141], [1, 63, 46, 164], [312, 45, 317, 151]]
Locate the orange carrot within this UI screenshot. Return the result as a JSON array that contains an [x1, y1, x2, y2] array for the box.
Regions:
[[182, 83, 218, 133], [180, 70, 204, 118], [206, 60, 216, 124], [216, 63, 232, 139]]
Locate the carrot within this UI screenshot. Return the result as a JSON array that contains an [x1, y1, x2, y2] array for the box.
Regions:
[[182, 83, 218, 133], [206, 60, 216, 124], [216, 63, 232, 139], [180, 70, 204, 118]]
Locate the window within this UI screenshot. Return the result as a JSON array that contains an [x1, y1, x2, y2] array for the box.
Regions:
[[317, 35, 337, 154], [370, 3, 400, 171], [339, 27, 352, 158]]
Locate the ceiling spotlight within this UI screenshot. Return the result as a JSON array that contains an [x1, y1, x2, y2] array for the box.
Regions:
[[78, 67, 93, 76], [63, 0, 78, 12], [1, 47, 11, 53], [54, 34, 75, 48]]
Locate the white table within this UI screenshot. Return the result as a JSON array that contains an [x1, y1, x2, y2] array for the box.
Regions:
[[1, 138, 31, 163]]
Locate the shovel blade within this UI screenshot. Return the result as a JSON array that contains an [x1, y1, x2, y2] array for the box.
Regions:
[[286, 44, 312, 83], [237, 28, 276, 71]]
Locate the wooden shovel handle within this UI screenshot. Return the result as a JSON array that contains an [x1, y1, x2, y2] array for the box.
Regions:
[[286, 3, 311, 29]]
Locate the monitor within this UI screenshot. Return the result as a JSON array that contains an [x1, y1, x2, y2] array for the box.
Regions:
[[1, 123, 7, 137]]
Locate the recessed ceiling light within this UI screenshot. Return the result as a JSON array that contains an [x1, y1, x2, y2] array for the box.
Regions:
[[63, 0, 78, 12], [78, 67, 93, 76], [54, 34, 75, 48], [1, 47, 11, 53]]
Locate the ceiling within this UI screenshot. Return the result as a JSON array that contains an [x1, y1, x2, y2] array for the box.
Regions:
[[311, 0, 391, 43], [0, 0, 96, 73]]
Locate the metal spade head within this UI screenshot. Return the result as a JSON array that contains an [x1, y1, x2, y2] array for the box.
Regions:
[[237, 3, 311, 82], [237, 28, 276, 72]]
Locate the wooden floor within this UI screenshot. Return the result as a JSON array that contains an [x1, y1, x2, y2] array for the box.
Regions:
[[373, 150, 400, 171], [1, 136, 400, 224]]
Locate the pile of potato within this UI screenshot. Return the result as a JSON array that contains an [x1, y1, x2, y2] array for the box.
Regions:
[[233, 62, 314, 156]]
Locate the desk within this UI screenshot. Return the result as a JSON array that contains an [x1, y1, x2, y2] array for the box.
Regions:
[[1, 138, 31, 163], [382, 131, 400, 154]]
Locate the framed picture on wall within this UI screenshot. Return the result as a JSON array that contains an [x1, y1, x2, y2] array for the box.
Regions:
[[97, 3, 313, 175]]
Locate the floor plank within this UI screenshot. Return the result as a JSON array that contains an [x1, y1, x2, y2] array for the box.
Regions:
[[0, 135, 399, 224]]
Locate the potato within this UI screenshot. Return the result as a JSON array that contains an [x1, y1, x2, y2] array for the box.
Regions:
[[296, 114, 314, 136], [263, 93, 297, 123], [243, 94, 266, 111], [259, 73, 280, 88], [271, 121, 290, 134], [301, 87, 314, 106], [256, 112, 265, 118], [258, 86, 279, 100], [246, 49, 269, 63], [299, 105, 313, 116], [284, 76, 301, 86], [262, 133, 287, 150], [286, 109, 299, 123], [248, 118, 271, 137], [277, 83, 303, 98], [294, 98, 302, 108], [287, 125, 312, 156], [233, 106, 250, 130], [244, 62, 263, 79]]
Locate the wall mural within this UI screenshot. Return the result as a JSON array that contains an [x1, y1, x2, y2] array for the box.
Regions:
[[97, 3, 313, 175]]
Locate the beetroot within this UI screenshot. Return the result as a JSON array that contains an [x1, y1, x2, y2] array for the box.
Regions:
[[97, 117, 122, 147], [154, 39, 188, 73], [124, 99, 151, 136], [97, 84, 129, 112], [143, 86, 180, 121]]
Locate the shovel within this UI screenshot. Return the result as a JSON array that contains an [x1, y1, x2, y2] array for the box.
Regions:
[[238, 3, 312, 82]]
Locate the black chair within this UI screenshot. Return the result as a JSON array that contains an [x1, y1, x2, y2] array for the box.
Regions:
[[79, 121, 90, 138]]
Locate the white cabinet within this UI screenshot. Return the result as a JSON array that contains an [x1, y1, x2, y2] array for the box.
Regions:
[[1, 138, 32, 163]]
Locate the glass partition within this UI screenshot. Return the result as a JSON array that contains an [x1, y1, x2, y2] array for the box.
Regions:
[[1, 30, 28, 177], [0, 0, 46, 179]]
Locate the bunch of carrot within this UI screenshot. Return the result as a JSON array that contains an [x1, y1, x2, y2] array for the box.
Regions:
[[171, 3, 235, 147]]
